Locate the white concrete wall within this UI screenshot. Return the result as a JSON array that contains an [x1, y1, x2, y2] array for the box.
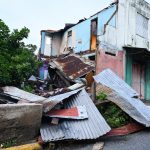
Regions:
[[126, 0, 150, 50], [100, 0, 150, 51], [52, 34, 62, 56], [41, 0, 150, 56]]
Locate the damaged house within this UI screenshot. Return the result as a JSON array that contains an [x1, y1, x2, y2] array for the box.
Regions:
[[39, 0, 150, 100]]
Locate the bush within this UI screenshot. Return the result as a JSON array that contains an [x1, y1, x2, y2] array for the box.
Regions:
[[97, 102, 131, 128], [0, 19, 41, 87], [96, 92, 107, 101]]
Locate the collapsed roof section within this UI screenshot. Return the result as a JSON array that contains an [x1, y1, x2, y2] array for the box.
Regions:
[[41, 88, 82, 112], [1, 86, 111, 141], [94, 69, 150, 127], [40, 89, 111, 142], [94, 69, 139, 98], [2, 86, 46, 103], [2, 86, 82, 112], [50, 54, 95, 80]]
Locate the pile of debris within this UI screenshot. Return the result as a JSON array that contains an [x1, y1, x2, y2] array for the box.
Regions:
[[1, 53, 150, 148], [0, 53, 107, 145], [37, 53, 95, 96], [0, 87, 111, 144]]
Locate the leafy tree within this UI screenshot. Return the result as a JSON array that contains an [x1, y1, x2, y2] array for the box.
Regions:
[[0, 19, 40, 87]]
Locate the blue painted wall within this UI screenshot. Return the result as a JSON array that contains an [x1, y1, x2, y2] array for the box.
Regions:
[[65, 4, 117, 53], [109, 15, 116, 27], [96, 5, 117, 35], [74, 20, 91, 53], [40, 4, 117, 55]]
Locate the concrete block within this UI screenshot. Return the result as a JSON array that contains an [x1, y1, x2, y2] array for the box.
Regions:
[[0, 104, 43, 143]]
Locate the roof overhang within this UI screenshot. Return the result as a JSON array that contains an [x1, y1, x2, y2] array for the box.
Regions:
[[123, 46, 150, 63]]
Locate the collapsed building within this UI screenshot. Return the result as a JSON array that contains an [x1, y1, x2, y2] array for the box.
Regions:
[[0, 0, 150, 148], [39, 0, 150, 100], [2, 69, 150, 145]]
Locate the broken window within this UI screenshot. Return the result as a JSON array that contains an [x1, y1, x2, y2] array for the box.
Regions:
[[136, 13, 148, 39], [105, 51, 116, 56]]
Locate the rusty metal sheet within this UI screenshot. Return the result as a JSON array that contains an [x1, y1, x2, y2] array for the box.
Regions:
[[53, 54, 95, 80]]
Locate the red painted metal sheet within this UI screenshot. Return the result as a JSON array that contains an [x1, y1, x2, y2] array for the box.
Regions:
[[46, 106, 88, 120], [47, 107, 79, 117], [106, 123, 145, 136]]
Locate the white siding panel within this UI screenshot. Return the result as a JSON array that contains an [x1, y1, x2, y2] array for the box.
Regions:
[[105, 25, 117, 46], [136, 13, 148, 39]]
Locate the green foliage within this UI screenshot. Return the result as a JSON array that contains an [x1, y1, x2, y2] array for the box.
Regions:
[[97, 102, 131, 128], [96, 92, 107, 101], [22, 84, 34, 93], [0, 138, 16, 148], [0, 19, 41, 87]]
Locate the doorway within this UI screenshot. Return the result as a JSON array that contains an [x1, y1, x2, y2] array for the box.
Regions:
[[132, 62, 145, 99], [90, 18, 98, 50]]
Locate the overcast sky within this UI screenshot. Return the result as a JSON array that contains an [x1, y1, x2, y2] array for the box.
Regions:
[[0, 0, 113, 48], [0, 0, 150, 49]]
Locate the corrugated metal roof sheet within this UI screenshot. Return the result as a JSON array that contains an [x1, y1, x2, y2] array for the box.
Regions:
[[2, 86, 45, 102], [53, 54, 94, 80], [93, 69, 138, 97], [94, 69, 150, 127], [108, 92, 150, 127], [40, 89, 111, 142], [42, 88, 82, 112], [2, 86, 82, 112]]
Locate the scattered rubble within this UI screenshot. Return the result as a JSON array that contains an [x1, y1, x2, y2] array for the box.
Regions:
[[1, 56, 150, 148], [40, 89, 111, 142]]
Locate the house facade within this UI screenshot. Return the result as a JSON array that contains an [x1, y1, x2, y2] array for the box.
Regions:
[[40, 0, 150, 100]]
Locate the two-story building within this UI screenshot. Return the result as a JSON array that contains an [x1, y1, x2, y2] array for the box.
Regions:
[[39, 0, 150, 100]]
